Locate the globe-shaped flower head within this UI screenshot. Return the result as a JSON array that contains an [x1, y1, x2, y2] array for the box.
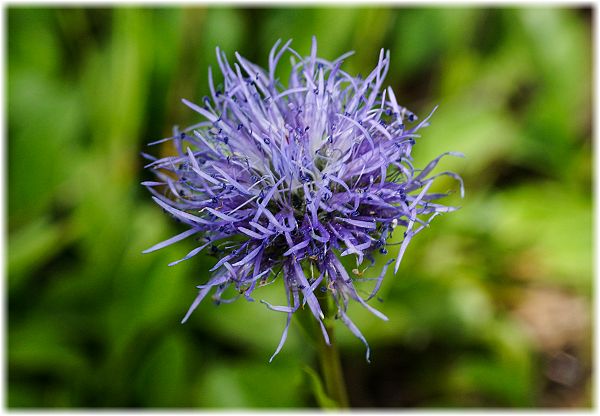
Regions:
[[143, 38, 463, 361]]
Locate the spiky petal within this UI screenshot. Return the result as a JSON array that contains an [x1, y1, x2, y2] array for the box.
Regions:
[[144, 37, 463, 360]]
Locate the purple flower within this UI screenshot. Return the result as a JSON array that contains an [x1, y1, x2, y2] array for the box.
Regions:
[[143, 38, 463, 361]]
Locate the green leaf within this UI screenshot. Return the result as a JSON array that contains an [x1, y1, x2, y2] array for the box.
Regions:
[[195, 359, 305, 408], [8, 217, 73, 289], [303, 365, 338, 409]]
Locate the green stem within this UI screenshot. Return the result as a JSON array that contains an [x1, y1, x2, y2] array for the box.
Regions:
[[298, 291, 349, 408], [317, 312, 349, 409]]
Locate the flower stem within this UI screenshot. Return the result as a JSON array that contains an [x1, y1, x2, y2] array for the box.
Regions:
[[317, 313, 349, 409], [296, 284, 350, 408]]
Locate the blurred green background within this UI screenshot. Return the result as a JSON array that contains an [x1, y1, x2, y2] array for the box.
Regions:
[[7, 6, 592, 408]]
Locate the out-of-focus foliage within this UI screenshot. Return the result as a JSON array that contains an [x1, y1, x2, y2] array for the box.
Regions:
[[7, 7, 592, 408]]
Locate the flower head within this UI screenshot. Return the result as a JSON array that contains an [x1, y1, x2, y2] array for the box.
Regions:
[[143, 37, 463, 361]]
